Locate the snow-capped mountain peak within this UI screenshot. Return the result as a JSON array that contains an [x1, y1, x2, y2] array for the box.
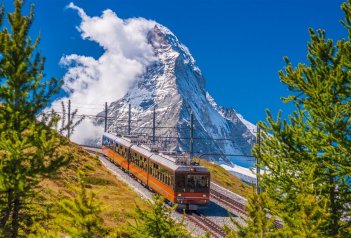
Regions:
[[100, 24, 256, 165]]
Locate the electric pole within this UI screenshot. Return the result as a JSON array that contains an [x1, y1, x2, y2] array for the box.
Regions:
[[104, 102, 108, 132], [128, 104, 131, 135], [189, 112, 194, 164], [256, 125, 261, 193], [67, 99, 71, 139], [152, 106, 156, 144]]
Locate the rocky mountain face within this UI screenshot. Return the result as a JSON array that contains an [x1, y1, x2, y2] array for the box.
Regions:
[[98, 25, 256, 163]]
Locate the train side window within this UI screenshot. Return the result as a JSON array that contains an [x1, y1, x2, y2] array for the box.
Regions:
[[149, 162, 153, 173], [139, 158, 142, 168], [134, 154, 137, 165], [171, 176, 174, 186], [150, 163, 154, 176], [142, 158, 146, 171]]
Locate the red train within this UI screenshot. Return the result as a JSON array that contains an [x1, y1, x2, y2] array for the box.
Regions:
[[102, 132, 210, 208]]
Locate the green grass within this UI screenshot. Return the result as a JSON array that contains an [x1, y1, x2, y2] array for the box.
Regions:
[[36, 142, 149, 233]]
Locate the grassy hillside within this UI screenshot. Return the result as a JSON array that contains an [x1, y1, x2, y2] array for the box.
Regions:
[[36, 142, 148, 234], [33, 141, 250, 235], [198, 158, 253, 198]]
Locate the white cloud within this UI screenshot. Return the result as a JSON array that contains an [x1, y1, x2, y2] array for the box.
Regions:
[[52, 3, 157, 145]]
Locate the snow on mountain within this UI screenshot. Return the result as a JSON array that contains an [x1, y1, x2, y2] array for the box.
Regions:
[[97, 24, 257, 167]]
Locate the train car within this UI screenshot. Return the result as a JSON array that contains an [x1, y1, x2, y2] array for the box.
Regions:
[[101, 132, 210, 208]]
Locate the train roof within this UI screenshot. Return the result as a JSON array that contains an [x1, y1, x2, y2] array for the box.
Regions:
[[103, 132, 209, 173]]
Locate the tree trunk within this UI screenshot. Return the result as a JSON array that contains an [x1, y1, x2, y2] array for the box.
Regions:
[[329, 174, 338, 236], [0, 189, 13, 227], [11, 195, 20, 238]]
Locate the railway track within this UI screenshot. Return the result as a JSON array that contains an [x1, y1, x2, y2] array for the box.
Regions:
[[81, 145, 283, 232], [184, 211, 226, 238], [82, 146, 226, 236], [210, 189, 283, 228], [210, 189, 247, 216]]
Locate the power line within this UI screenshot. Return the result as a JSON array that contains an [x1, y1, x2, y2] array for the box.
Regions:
[[43, 101, 256, 156]]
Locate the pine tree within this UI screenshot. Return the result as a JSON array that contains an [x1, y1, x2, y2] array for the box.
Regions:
[[130, 195, 190, 238], [245, 0, 351, 236], [0, 1, 71, 236], [57, 171, 108, 238], [224, 190, 281, 238]]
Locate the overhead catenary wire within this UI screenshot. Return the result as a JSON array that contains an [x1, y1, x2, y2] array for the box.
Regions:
[[43, 101, 256, 159], [43, 112, 243, 142]]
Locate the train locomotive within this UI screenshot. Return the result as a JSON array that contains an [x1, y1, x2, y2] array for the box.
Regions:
[[102, 132, 210, 208]]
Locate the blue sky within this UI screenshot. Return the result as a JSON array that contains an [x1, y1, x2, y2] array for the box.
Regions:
[[4, 0, 346, 124]]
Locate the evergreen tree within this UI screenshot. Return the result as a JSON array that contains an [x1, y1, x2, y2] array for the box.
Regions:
[[224, 191, 279, 238], [242, 0, 351, 236], [0, 1, 71, 236], [230, 181, 330, 237], [58, 171, 108, 238], [131, 195, 190, 238]]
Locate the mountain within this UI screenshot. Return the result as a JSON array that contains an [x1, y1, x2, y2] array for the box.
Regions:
[[97, 25, 256, 166]]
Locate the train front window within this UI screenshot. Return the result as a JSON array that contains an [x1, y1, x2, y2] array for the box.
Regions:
[[102, 136, 109, 146], [186, 175, 209, 189]]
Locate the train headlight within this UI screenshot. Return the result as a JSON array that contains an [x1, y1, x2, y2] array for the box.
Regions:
[[178, 193, 182, 197], [202, 194, 207, 197]]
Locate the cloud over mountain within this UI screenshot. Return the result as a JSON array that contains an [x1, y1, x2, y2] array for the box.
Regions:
[[53, 3, 157, 143], [62, 3, 156, 106]]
